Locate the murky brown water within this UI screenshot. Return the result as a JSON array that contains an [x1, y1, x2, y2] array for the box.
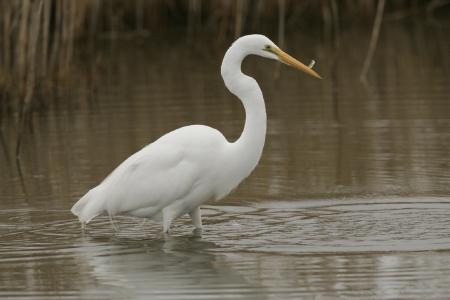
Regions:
[[1, 24, 450, 299]]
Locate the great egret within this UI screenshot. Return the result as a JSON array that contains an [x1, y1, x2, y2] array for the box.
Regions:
[[71, 34, 321, 233]]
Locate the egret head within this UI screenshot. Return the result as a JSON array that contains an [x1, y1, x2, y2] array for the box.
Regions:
[[241, 34, 322, 79]]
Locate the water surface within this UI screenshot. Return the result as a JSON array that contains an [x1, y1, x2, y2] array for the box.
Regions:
[[1, 25, 450, 299]]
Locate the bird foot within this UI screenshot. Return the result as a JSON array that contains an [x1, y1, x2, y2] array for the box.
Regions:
[[109, 215, 120, 232], [193, 227, 203, 237]]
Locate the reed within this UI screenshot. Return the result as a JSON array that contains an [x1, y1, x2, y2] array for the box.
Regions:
[[0, 0, 92, 154], [0, 1, 91, 118]]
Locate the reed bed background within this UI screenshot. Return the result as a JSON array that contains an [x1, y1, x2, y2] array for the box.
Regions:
[[0, 0, 448, 143]]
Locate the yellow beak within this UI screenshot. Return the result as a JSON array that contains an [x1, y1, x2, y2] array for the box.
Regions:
[[272, 48, 322, 79]]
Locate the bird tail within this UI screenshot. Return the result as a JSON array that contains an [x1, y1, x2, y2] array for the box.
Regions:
[[71, 188, 105, 224]]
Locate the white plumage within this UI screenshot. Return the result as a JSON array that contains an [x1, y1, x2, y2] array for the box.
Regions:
[[71, 34, 321, 233]]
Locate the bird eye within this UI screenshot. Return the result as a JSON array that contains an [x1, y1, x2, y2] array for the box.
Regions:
[[263, 45, 273, 52]]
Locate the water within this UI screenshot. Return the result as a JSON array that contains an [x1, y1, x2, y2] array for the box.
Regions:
[[1, 24, 450, 299]]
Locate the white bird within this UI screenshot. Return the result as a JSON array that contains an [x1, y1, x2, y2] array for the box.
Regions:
[[71, 34, 321, 234]]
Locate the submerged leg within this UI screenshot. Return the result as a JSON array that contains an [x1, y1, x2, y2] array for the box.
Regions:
[[81, 221, 86, 233], [189, 206, 203, 229], [108, 214, 120, 232], [162, 209, 175, 234]]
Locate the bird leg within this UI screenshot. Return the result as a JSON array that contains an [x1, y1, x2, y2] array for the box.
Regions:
[[163, 221, 172, 234], [80, 221, 86, 234], [162, 209, 174, 234], [108, 214, 120, 232], [189, 206, 203, 230]]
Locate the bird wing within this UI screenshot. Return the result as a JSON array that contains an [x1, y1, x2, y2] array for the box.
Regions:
[[99, 140, 201, 215], [97, 125, 226, 216]]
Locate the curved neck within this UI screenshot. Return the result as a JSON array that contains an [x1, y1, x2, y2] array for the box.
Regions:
[[221, 42, 267, 178]]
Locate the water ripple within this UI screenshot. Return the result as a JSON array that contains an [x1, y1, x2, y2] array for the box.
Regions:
[[1, 197, 450, 299], [1, 197, 450, 259]]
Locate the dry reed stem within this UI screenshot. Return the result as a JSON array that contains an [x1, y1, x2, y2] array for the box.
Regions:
[[234, 0, 244, 39], [360, 0, 386, 82], [273, 0, 285, 80], [16, 0, 43, 157]]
